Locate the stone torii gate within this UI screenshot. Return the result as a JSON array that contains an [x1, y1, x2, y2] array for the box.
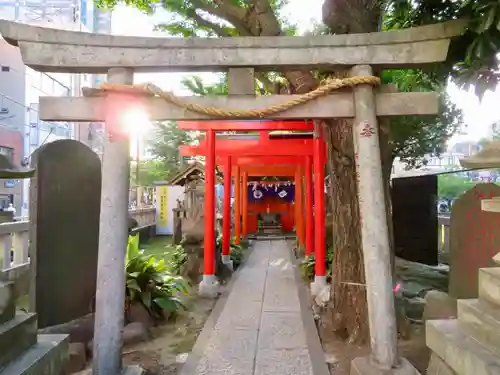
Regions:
[[0, 19, 463, 375]]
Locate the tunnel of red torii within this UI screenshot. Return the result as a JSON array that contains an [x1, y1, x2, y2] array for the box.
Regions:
[[178, 119, 328, 280]]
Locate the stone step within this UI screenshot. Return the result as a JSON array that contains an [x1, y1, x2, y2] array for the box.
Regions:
[[426, 319, 500, 375], [0, 313, 37, 369], [478, 267, 500, 308], [457, 298, 500, 356], [0, 334, 68, 375], [0, 281, 16, 324]]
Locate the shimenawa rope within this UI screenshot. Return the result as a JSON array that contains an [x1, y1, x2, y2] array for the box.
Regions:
[[99, 75, 380, 118]]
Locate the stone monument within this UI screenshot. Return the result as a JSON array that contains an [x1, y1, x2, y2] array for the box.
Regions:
[[426, 141, 500, 375], [0, 154, 68, 375], [29, 140, 101, 329]]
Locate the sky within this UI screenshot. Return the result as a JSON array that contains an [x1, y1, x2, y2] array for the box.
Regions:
[[111, 0, 500, 148]]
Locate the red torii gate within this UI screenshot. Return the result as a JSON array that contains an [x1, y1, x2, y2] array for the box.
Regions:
[[219, 164, 300, 242], [179, 120, 326, 289]]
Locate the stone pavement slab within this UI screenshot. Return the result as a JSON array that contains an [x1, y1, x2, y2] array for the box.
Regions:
[[182, 240, 330, 375]]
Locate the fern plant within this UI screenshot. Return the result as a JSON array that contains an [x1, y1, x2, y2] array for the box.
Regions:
[[125, 235, 189, 320]]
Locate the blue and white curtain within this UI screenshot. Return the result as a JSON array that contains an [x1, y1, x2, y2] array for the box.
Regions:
[[247, 182, 295, 203]]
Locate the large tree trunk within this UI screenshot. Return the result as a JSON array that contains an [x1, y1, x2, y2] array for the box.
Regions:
[[320, 0, 384, 344], [324, 119, 368, 343]]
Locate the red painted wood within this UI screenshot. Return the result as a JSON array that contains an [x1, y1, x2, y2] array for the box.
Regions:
[[181, 142, 316, 156], [305, 155, 314, 256], [222, 156, 232, 256], [204, 130, 216, 276], [178, 120, 314, 131], [247, 215, 258, 234], [313, 136, 326, 277]]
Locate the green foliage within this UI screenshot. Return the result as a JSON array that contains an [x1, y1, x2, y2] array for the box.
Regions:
[[125, 235, 189, 320], [379, 30, 463, 169], [313, 28, 464, 169], [299, 247, 334, 281], [169, 245, 189, 275], [181, 75, 228, 96], [438, 174, 478, 199], [385, 0, 500, 99], [146, 121, 200, 180], [131, 159, 171, 186], [215, 234, 247, 269]]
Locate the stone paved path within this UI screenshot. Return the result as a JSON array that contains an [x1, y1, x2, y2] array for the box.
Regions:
[[182, 240, 329, 375]]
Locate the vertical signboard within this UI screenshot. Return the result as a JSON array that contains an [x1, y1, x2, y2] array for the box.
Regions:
[[156, 183, 169, 235], [154, 183, 183, 235]]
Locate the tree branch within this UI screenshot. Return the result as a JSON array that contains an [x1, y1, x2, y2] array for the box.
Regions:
[[190, 0, 253, 35], [244, 0, 282, 36], [186, 8, 232, 36]]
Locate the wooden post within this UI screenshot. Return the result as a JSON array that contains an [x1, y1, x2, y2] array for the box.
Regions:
[[313, 123, 326, 279], [222, 156, 232, 267], [200, 128, 217, 296], [242, 171, 249, 237], [305, 155, 314, 256], [351, 64, 398, 369], [234, 166, 241, 244], [295, 166, 304, 244], [93, 67, 133, 375]]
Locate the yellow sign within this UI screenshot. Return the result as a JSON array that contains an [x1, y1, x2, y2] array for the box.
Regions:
[[158, 186, 169, 227]]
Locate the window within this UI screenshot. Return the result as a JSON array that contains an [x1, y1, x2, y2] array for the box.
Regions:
[[1, 66, 10, 72], [0, 146, 14, 162]]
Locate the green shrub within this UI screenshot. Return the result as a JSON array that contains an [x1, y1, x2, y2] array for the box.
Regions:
[[169, 245, 188, 275], [215, 234, 247, 270], [125, 235, 189, 320], [300, 247, 334, 281]]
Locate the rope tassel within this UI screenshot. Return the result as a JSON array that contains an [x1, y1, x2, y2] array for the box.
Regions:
[[99, 76, 381, 118]]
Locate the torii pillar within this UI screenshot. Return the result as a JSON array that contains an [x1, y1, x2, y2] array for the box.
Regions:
[[222, 155, 233, 269], [234, 166, 241, 244], [305, 155, 314, 255], [295, 166, 305, 245], [310, 122, 327, 296], [199, 129, 218, 297], [241, 171, 249, 238], [93, 68, 134, 375], [350, 65, 399, 372]]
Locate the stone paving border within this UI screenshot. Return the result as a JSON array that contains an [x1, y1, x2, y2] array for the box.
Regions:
[[290, 242, 331, 375], [179, 241, 253, 375], [180, 240, 330, 375]]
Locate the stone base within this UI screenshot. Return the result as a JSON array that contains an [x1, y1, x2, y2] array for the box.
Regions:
[[426, 353, 456, 375], [310, 276, 330, 306], [350, 356, 420, 375], [221, 255, 234, 271], [75, 364, 146, 375], [423, 290, 457, 321], [0, 334, 69, 375], [198, 275, 220, 299], [123, 365, 146, 375]]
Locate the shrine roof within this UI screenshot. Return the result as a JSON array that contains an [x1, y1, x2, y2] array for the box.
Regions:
[[167, 161, 223, 186]]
